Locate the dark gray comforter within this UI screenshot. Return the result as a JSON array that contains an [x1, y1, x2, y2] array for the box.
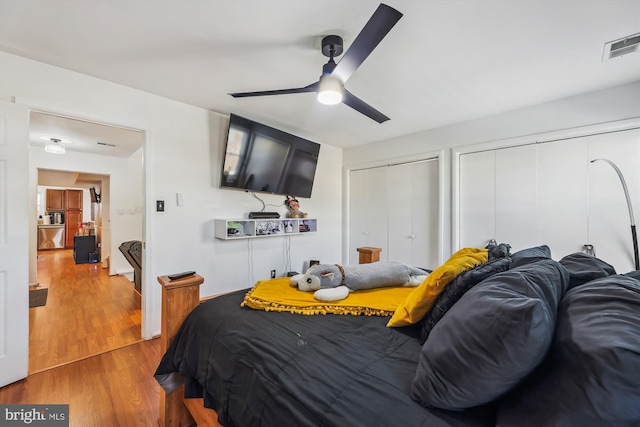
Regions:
[[155, 290, 496, 427], [155, 250, 640, 427]]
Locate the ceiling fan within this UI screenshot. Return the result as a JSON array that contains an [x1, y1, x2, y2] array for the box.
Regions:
[[229, 3, 403, 123]]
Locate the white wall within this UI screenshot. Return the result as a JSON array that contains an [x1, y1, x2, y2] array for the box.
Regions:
[[344, 81, 640, 258], [1, 52, 343, 339]]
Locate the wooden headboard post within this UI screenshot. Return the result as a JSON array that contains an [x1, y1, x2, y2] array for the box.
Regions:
[[158, 274, 204, 427]]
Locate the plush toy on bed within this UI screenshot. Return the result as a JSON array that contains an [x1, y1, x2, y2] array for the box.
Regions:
[[290, 261, 428, 301]]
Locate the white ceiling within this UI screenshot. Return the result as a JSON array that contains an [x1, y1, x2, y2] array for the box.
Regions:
[[30, 111, 145, 158], [1, 0, 639, 150]]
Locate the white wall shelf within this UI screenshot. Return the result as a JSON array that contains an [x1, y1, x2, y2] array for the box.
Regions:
[[215, 218, 317, 240]]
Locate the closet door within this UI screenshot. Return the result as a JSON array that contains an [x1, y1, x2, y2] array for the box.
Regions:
[[349, 159, 439, 267], [387, 160, 438, 268], [458, 126, 639, 272], [537, 138, 588, 258], [587, 129, 640, 273], [459, 150, 496, 248], [348, 167, 389, 262]]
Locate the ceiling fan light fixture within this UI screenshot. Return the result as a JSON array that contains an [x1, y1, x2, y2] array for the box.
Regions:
[[317, 74, 343, 105], [44, 138, 65, 154]]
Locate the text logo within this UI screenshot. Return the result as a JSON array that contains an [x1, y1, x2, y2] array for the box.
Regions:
[[1, 405, 69, 426]]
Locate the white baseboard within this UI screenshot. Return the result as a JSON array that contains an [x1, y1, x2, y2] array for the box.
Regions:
[[115, 268, 134, 282]]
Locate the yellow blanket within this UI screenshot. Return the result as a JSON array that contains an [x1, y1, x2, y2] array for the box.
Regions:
[[241, 277, 415, 316]]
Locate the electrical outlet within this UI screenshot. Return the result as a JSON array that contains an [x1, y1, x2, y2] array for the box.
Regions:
[[270, 270, 276, 279]]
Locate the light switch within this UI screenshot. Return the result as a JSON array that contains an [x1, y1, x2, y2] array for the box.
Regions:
[[176, 192, 184, 206], [156, 200, 165, 212]]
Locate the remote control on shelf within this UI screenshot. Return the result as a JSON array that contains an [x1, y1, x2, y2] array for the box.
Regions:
[[168, 271, 196, 281]]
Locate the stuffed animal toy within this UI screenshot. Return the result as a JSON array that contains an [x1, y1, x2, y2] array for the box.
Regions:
[[285, 196, 307, 218], [290, 260, 428, 301]]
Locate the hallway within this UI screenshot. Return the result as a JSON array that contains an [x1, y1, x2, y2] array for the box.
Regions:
[[30, 249, 142, 374]]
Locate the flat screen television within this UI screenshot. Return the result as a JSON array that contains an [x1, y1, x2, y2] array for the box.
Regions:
[[220, 114, 321, 198]]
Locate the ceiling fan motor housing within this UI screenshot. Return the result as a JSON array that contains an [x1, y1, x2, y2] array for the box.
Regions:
[[321, 35, 343, 58]]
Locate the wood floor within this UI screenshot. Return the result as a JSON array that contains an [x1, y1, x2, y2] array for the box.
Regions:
[[0, 249, 159, 426], [0, 338, 161, 426], [29, 249, 142, 373]]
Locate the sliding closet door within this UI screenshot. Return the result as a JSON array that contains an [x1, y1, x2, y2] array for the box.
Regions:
[[458, 126, 640, 272], [348, 159, 439, 267], [495, 144, 537, 249], [348, 167, 389, 262], [587, 129, 640, 271], [536, 138, 588, 257], [459, 151, 495, 248], [387, 160, 438, 268]]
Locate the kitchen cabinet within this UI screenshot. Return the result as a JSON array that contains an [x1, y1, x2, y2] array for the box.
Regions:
[[65, 210, 83, 248], [65, 189, 82, 210], [46, 189, 64, 211]]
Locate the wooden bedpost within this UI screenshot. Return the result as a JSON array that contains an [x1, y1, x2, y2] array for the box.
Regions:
[[158, 274, 204, 427], [357, 247, 382, 264]]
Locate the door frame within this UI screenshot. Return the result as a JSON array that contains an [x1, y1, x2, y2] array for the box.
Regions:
[[0, 100, 30, 387], [17, 98, 151, 340]]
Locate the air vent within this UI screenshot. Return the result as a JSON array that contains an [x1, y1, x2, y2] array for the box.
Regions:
[[602, 33, 640, 61], [97, 141, 117, 147]]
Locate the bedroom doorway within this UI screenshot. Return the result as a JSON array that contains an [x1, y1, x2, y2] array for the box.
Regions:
[[29, 111, 145, 373]]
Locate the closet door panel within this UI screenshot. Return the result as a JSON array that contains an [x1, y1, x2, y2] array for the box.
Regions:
[[387, 164, 413, 264], [348, 169, 371, 262], [459, 151, 496, 248], [537, 139, 588, 258], [348, 167, 389, 263], [411, 160, 439, 268], [495, 145, 537, 250], [387, 160, 438, 267], [587, 128, 640, 273]]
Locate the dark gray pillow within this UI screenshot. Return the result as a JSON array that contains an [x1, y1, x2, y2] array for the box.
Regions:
[[411, 258, 568, 410], [510, 245, 551, 269], [419, 244, 511, 343], [559, 252, 616, 290], [497, 275, 640, 427]]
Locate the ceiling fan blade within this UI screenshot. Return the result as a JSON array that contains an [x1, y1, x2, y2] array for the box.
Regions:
[[230, 81, 318, 98], [332, 3, 402, 83], [342, 90, 390, 123]]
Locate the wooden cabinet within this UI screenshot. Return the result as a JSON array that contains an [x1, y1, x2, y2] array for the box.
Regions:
[[65, 189, 82, 210], [65, 210, 83, 248], [46, 189, 64, 211]]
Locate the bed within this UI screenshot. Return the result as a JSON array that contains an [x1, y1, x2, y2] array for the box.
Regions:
[[155, 245, 640, 427]]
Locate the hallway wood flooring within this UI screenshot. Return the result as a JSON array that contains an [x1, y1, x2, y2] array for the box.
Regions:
[[29, 249, 142, 374]]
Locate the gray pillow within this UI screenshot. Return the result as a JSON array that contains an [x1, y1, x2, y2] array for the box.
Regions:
[[497, 275, 640, 427], [510, 245, 551, 269], [419, 245, 511, 343], [411, 258, 568, 410], [559, 252, 616, 290]]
